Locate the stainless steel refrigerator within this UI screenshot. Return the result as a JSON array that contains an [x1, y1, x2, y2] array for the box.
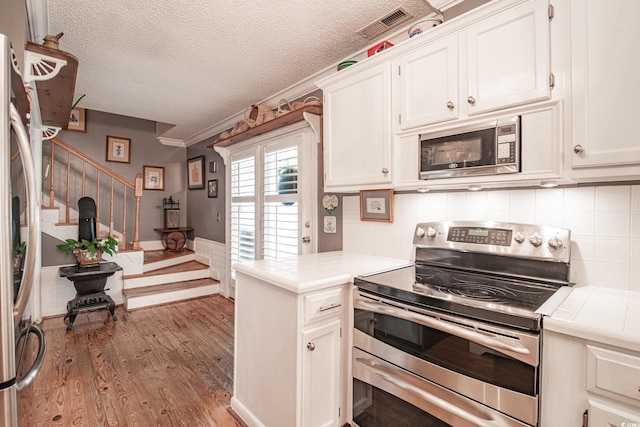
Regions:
[[1, 33, 46, 426]]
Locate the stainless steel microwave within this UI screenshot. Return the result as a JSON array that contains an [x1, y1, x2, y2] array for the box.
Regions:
[[419, 116, 520, 179]]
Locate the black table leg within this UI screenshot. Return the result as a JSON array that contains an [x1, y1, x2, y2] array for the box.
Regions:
[[65, 292, 118, 332]]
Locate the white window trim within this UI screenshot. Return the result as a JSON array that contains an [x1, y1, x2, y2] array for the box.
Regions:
[[215, 119, 319, 298]]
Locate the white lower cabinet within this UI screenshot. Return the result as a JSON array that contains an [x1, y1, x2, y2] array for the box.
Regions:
[[302, 320, 341, 427], [541, 330, 640, 426], [232, 272, 345, 427], [588, 399, 640, 427]]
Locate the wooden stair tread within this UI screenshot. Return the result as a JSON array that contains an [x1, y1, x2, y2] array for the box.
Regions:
[[56, 221, 78, 226], [123, 278, 219, 298], [123, 260, 208, 279], [144, 248, 194, 264]]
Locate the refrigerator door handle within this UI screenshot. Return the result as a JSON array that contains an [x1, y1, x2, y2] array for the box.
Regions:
[[15, 324, 45, 391], [9, 102, 39, 325]]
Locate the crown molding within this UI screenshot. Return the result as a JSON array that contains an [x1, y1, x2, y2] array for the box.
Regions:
[[157, 136, 186, 147]]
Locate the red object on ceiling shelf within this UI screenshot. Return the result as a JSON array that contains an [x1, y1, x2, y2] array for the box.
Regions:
[[367, 41, 394, 57]]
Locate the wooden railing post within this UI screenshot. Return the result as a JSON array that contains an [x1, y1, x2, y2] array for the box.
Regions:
[[132, 173, 142, 250]]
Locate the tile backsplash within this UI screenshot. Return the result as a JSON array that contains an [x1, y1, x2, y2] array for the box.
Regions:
[[343, 184, 640, 291]]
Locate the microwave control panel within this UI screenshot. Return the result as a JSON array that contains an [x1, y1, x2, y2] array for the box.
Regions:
[[496, 123, 517, 164]]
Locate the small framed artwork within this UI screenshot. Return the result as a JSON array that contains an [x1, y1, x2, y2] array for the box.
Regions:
[[143, 165, 164, 191], [68, 107, 86, 132], [187, 155, 205, 189], [106, 136, 131, 163], [360, 189, 394, 223], [323, 216, 337, 233], [207, 179, 218, 198]]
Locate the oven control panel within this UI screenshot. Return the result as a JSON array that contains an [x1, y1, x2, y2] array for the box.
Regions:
[[448, 227, 512, 246], [413, 221, 571, 262]]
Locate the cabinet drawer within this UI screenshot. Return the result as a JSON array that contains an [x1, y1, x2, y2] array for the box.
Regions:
[[304, 288, 343, 325], [586, 345, 640, 404]]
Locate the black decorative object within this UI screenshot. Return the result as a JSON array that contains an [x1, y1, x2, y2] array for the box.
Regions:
[[163, 196, 180, 228], [58, 262, 122, 331], [77, 196, 97, 241]]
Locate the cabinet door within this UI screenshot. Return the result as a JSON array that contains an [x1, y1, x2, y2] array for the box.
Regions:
[[568, 0, 640, 176], [588, 399, 640, 427], [466, 0, 550, 115], [323, 62, 392, 190], [396, 36, 459, 129], [301, 319, 340, 427]]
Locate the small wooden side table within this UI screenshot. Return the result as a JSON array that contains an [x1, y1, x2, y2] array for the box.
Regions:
[[154, 227, 193, 251]]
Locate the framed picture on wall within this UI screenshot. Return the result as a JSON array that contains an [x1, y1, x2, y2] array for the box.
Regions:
[[360, 189, 394, 223], [106, 135, 131, 163], [187, 155, 205, 189], [68, 107, 86, 132], [207, 179, 218, 198], [143, 165, 165, 190]]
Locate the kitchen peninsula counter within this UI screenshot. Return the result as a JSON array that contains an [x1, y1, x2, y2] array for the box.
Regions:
[[233, 250, 411, 294], [232, 251, 410, 427]]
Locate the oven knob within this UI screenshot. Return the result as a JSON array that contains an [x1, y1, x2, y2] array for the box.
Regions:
[[415, 226, 426, 238], [426, 227, 437, 238], [548, 236, 563, 249], [514, 231, 525, 244], [529, 232, 543, 247]]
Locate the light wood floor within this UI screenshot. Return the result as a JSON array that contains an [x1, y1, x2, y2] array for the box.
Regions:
[[18, 295, 245, 427]]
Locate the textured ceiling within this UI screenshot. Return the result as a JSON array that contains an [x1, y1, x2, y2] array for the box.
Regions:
[[47, 0, 448, 145]]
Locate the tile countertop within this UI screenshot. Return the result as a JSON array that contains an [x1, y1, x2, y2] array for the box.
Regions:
[[545, 286, 640, 352], [233, 251, 412, 294]]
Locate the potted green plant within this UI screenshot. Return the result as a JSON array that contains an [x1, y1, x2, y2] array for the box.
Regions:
[[12, 241, 26, 272], [56, 236, 118, 266]]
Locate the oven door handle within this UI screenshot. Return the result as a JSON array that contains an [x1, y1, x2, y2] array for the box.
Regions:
[[355, 355, 528, 427], [355, 296, 535, 366]]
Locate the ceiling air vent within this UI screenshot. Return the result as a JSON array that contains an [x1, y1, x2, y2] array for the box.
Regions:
[[357, 7, 414, 39]]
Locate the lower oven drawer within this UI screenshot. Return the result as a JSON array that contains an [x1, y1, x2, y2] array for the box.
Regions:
[[352, 347, 530, 427]]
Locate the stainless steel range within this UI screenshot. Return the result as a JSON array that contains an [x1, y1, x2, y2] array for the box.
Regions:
[[351, 221, 572, 427]]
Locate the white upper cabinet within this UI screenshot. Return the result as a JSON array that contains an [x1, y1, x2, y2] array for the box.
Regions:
[[566, 0, 640, 182], [465, 0, 551, 115], [317, 0, 557, 192], [395, 0, 551, 131], [319, 62, 392, 191], [395, 36, 460, 129]]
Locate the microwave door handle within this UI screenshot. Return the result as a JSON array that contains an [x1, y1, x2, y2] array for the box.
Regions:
[[354, 296, 533, 366], [355, 356, 525, 427], [10, 103, 39, 325]]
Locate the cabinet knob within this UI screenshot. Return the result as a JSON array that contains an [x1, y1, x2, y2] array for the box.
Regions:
[[307, 342, 315, 351], [467, 96, 476, 105], [382, 168, 389, 174], [573, 145, 584, 154], [302, 236, 311, 243], [446, 101, 454, 110]]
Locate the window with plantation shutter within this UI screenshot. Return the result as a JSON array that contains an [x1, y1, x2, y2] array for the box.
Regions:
[[227, 123, 317, 286], [230, 155, 256, 270], [263, 144, 299, 259]]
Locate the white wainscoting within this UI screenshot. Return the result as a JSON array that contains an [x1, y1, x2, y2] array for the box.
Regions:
[[194, 237, 229, 297]]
